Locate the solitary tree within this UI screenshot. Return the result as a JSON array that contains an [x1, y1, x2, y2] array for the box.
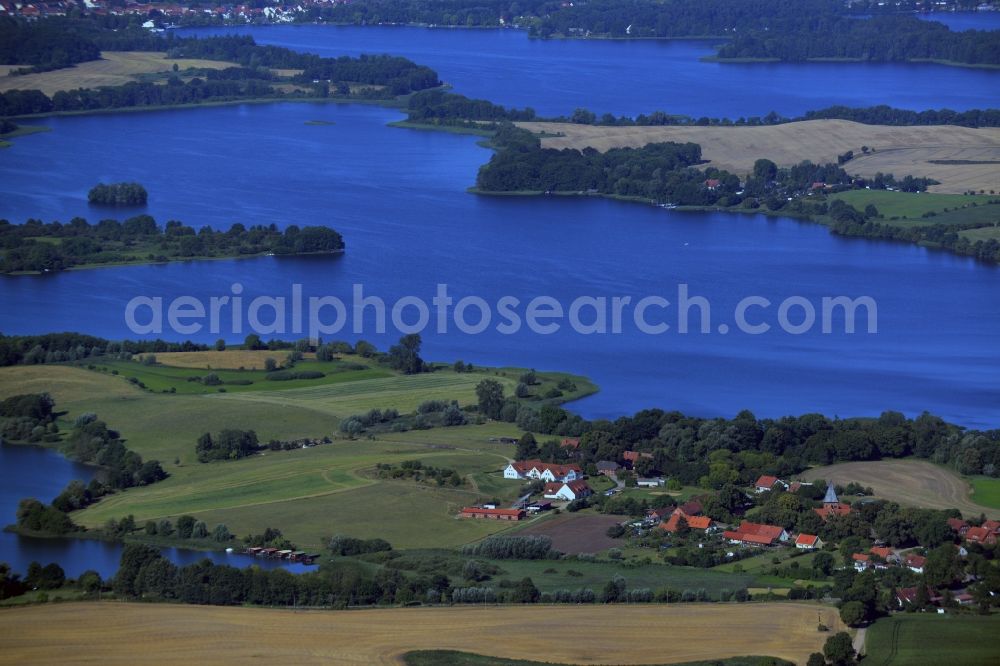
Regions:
[[476, 379, 505, 419], [823, 632, 856, 666]]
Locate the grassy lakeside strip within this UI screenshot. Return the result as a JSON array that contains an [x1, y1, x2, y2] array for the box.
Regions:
[[5, 94, 408, 123], [2, 523, 230, 554], [388, 120, 496, 137], [0, 124, 50, 148], [702, 55, 1000, 70], [4, 248, 345, 276], [403, 651, 792, 666]]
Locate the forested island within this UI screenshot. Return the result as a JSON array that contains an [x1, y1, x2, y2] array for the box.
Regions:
[[0, 216, 345, 273], [87, 182, 147, 206]]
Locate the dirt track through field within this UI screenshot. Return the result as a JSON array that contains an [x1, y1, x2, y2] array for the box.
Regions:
[[518, 119, 1000, 194], [800, 460, 999, 519], [0, 602, 843, 665]]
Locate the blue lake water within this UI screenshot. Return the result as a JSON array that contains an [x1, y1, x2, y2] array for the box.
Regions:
[[180, 24, 1000, 117], [919, 10, 1000, 32], [0, 444, 311, 577], [1, 102, 998, 429], [1, 22, 1000, 576]]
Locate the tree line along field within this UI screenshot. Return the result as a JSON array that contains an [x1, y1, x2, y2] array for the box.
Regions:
[[0, 358, 589, 550], [0, 52, 240, 96], [864, 614, 1000, 665], [516, 119, 1000, 194], [0, 602, 844, 665], [801, 460, 1000, 519], [828, 190, 1000, 243]]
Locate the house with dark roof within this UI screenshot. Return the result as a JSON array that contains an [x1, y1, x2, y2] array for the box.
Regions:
[[460, 507, 525, 521], [596, 460, 620, 476]]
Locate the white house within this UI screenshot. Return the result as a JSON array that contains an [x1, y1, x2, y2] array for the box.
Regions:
[[504, 460, 583, 483], [543, 480, 593, 501]]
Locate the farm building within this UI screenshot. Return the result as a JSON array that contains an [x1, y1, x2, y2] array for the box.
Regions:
[[794, 534, 822, 550], [596, 461, 621, 476], [543, 479, 593, 501], [723, 521, 789, 547], [504, 460, 583, 483], [677, 500, 703, 516], [637, 477, 665, 487], [965, 525, 998, 546], [896, 586, 943, 608], [660, 509, 713, 533], [460, 507, 525, 521], [814, 484, 852, 521]]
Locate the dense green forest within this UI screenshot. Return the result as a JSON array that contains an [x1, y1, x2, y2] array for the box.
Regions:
[[716, 14, 1000, 65], [0, 216, 345, 273], [87, 182, 148, 206], [0, 17, 100, 72]]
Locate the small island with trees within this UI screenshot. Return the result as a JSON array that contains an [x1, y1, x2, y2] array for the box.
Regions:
[[87, 182, 148, 207], [0, 215, 345, 273]]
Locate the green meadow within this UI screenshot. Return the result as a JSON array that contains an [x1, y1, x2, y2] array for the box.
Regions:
[[865, 614, 1000, 665], [970, 476, 1000, 509], [829, 190, 997, 219], [0, 354, 595, 550]]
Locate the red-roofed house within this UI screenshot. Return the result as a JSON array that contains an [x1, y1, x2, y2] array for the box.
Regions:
[[965, 526, 998, 546], [622, 450, 653, 468], [560, 437, 580, 449], [852, 553, 871, 571], [754, 475, 783, 493], [504, 460, 583, 483], [904, 553, 927, 574], [460, 507, 525, 521], [983, 519, 1000, 534], [660, 509, 713, 533], [543, 479, 593, 502], [794, 534, 822, 550], [947, 518, 970, 536], [704, 178, 721, 190], [723, 521, 789, 547]]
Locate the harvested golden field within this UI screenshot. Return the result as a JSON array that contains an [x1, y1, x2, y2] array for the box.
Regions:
[[151, 349, 317, 369], [801, 459, 1000, 519], [0, 52, 238, 96], [518, 119, 1000, 194], [0, 602, 843, 665]]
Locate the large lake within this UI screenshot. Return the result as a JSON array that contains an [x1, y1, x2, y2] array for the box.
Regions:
[[180, 24, 1000, 118], [1, 19, 999, 577]]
